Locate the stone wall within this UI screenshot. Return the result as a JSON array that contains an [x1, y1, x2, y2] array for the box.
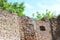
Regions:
[[36, 20, 52, 40], [50, 18, 57, 40], [0, 10, 60, 40], [18, 16, 36, 40], [18, 16, 52, 40], [56, 16, 60, 40], [50, 17, 60, 40], [0, 10, 52, 40], [0, 10, 20, 40]]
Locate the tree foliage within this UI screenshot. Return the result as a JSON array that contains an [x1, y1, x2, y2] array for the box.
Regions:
[[0, 0, 25, 16]]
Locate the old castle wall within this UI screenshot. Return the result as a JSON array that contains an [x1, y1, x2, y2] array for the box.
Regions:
[[18, 17, 52, 40], [36, 20, 52, 40], [0, 10, 20, 40], [0, 10, 59, 40]]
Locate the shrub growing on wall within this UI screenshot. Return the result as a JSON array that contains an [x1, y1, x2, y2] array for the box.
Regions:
[[0, 0, 25, 16], [32, 9, 56, 20]]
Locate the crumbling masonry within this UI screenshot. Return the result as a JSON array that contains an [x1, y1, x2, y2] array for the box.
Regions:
[[0, 10, 60, 40]]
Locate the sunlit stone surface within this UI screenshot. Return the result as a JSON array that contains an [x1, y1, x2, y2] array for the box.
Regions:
[[0, 10, 20, 40]]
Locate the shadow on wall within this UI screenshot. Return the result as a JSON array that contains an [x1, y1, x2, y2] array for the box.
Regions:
[[56, 15, 60, 40]]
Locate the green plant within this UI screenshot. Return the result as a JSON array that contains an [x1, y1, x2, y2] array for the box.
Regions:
[[32, 9, 56, 20], [0, 0, 25, 16], [32, 11, 43, 20], [45, 9, 52, 18], [36, 11, 43, 20]]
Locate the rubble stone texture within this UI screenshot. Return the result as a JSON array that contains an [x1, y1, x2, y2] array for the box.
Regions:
[[50, 18, 57, 40], [0, 10, 59, 40], [0, 10, 20, 40], [56, 16, 60, 40], [36, 20, 52, 40], [18, 17, 52, 40], [18, 16, 36, 40]]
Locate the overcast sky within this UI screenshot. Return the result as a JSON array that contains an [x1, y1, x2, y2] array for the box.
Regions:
[[8, 0, 60, 17]]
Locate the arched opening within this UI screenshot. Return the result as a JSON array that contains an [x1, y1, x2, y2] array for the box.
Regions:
[[40, 26, 46, 31]]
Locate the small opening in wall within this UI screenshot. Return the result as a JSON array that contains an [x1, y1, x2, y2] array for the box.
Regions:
[[40, 26, 46, 31]]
